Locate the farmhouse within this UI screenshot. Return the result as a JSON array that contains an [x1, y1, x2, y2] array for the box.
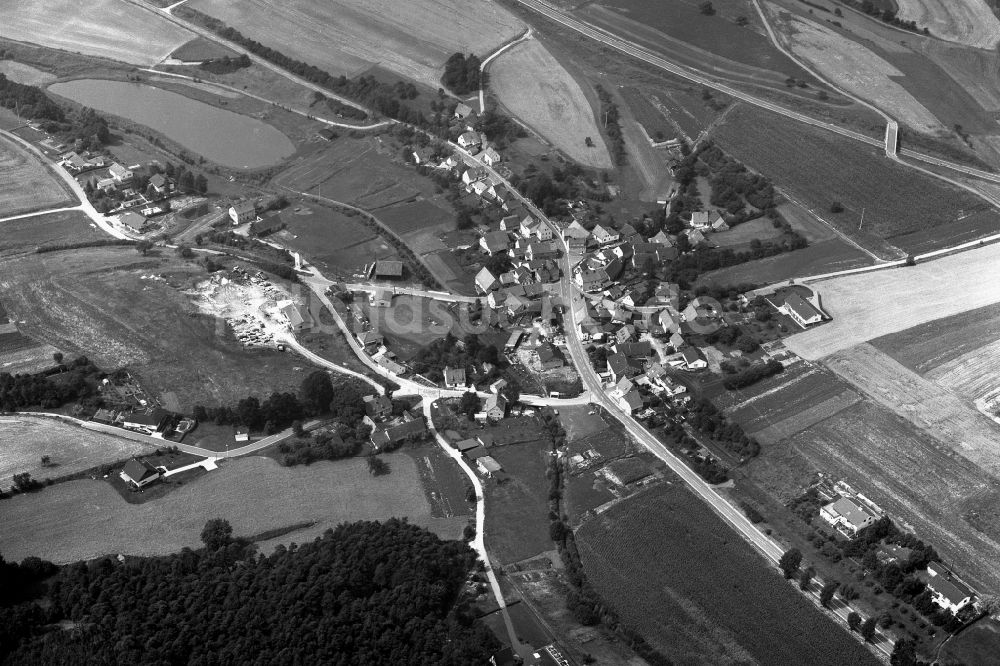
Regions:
[[591, 224, 619, 245], [689, 211, 710, 230], [482, 146, 501, 166], [229, 200, 257, 225], [454, 102, 474, 119], [363, 394, 393, 421], [684, 228, 707, 246], [370, 418, 427, 451], [372, 260, 404, 280], [618, 387, 644, 413], [479, 394, 508, 421], [681, 347, 706, 370], [357, 330, 384, 348], [148, 173, 169, 196], [650, 230, 674, 246], [443, 366, 467, 388], [119, 211, 148, 233], [819, 496, 877, 536], [251, 212, 285, 237], [108, 162, 133, 184], [119, 459, 162, 489], [480, 230, 510, 255], [280, 302, 307, 331], [926, 563, 975, 614]]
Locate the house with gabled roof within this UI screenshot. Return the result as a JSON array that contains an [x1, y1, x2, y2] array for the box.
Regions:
[[772, 291, 824, 328], [591, 224, 619, 245], [458, 131, 482, 150], [443, 366, 467, 388], [681, 347, 706, 369], [475, 267, 500, 294], [454, 102, 474, 119], [819, 496, 877, 536], [119, 459, 162, 489], [711, 212, 730, 232], [618, 387, 644, 413], [109, 162, 133, 184], [650, 230, 674, 246], [685, 228, 708, 246], [371, 418, 427, 451], [606, 352, 632, 382], [689, 211, 711, 229], [481, 146, 501, 166], [480, 230, 510, 255], [536, 343, 564, 370], [229, 200, 257, 225], [926, 562, 975, 614]]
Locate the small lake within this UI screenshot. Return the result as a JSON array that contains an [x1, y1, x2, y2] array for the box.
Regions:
[[48, 79, 295, 169]]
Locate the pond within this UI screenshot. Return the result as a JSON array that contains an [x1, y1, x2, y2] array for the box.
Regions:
[[49, 79, 296, 169]]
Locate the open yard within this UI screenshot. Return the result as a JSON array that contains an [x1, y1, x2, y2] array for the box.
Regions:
[[484, 439, 557, 565], [0, 210, 103, 257], [0, 416, 155, 487], [766, 8, 943, 134], [783, 241, 1000, 359], [185, 0, 524, 89], [713, 105, 998, 256], [270, 203, 385, 275], [0, 453, 465, 563], [896, 0, 1000, 49], [575, 484, 881, 665], [490, 40, 613, 169], [0, 0, 194, 65], [0, 133, 75, 218], [0, 247, 312, 410]]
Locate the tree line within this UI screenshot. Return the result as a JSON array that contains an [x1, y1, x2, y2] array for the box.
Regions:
[[0, 519, 499, 664], [594, 84, 625, 166], [0, 357, 102, 413]]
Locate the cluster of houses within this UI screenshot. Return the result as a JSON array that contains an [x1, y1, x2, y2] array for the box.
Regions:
[[92, 406, 194, 440], [681, 209, 730, 247], [352, 317, 408, 376], [362, 393, 429, 451], [59, 149, 106, 174]]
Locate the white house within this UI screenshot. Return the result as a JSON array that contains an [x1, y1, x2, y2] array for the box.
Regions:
[[458, 131, 482, 150], [926, 562, 975, 614], [119, 459, 162, 489], [229, 200, 257, 225], [819, 496, 877, 536], [482, 146, 501, 166], [681, 347, 706, 370], [777, 292, 824, 328]]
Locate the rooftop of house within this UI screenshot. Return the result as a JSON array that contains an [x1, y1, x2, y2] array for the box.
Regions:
[[825, 496, 876, 529], [121, 458, 159, 483], [374, 260, 404, 277]]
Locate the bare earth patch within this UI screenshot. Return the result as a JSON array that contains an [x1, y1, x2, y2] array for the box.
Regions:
[[490, 40, 613, 169], [0, 0, 194, 66], [896, 0, 1000, 50]]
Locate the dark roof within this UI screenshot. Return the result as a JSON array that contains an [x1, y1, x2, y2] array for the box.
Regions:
[[121, 459, 160, 483], [617, 341, 653, 358], [607, 458, 652, 485], [124, 408, 168, 428], [372, 418, 427, 447], [927, 563, 974, 605], [607, 353, 629, 376], [454, 438, 480, 452], [374, 260, 404, 278]]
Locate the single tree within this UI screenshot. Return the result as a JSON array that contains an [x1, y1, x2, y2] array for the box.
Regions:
[[699, 1, 715, 14], [798, 566, 815, 591], [53, 352, 63, 365], [779, 548, 802, 579], [847, 611, 862, 632], [40, 455, 52, 467], [860, 617, 877, 642], [300, 370, 334, 416], [367, 454, 389, 476], [890, 638, 918, 666], [136, 240, 153, 256], [820, 580, 839, 607], [200, 518, 234, 550]]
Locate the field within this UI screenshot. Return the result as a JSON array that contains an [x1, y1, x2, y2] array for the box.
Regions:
[[186, 0, 524, 89], [895, 0, 1000, 49], [782, 240, 1000, 359], [0, 416, 156, 486], [614, 89, 676, 201], [0, 0, 194, 65], [766, 9, 942, 133], [0, 134, 76, 218], [618, 86, 677, 142], [376, 200, 453, 236], [711, 217, 785, 248], [270, 203, 385, 275], [0, 247, 313, 409], [0, 454, 466, 563], [0, 60, 56, 86], [575, 484, 881, 665], [490, 40, 613, 169], [0, 210, 103, 257], [484, 439, 557, 565], [696, 237, 873, 287], [713, 105, 999, 256], [939, 618, 1000, 664], [169, 36, 237, 62]]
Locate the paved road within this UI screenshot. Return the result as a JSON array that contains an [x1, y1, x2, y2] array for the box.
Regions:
[[345, 282, 481, 304]]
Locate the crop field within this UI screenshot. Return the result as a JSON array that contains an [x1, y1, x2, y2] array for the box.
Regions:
[[871, 301, 1000, 374], [0, 0, 194, 65], [0, 416, 155, 486], [490, 40, 613, 169], [186, 0, 524, 89], [926, 339, 1000, 405], [696, 237, 873, 287], [824, 343, 1000, 476], [783, 241, 1000, 359], [766, 10, 942, 133], [895, 0, 1000, 49], [0, 134, 76, 218], [0, 454, 464, 563], [484, 439, 558, 565], [575, 484, 881, 665], [0, 210, 103, 257], [713, 106, 999, 255], [746, 398, 1000, 591], [0, 247, 310, 409]]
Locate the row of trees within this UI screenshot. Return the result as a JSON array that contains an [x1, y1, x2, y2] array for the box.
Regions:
[[0, 519, 499, 664], [722, 359, 784, 390], [594, 84, 625, 165], [685, 398, 761, 459], [411, 333, 507, 384]]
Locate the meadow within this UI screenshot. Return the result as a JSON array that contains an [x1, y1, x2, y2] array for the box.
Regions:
[[0, 210, 103, 257], [490, 40, 612, 169], [575, 484, 881, 665], [0, 416, 155, 487], [186, 0, 524, 89], [0, 0, 194, 65], [484, 439, 557, 565], [0, 247, 310, 409], [715, 106, 998, 255], [0, 134, 76, 218], [0, 454, 465, 563], [696, 237, 873, 287]]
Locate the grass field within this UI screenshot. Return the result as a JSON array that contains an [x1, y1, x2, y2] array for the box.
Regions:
[[0, 60, 56, 86], [939, 618, 1000, 664], [0, 454, 465, 563], [614, 88, 676, 201], [575, 484, 881, 665], [484, 439, 557, 565], [713, 105, 999, 255], [271, 203, 384, 274], [711, 217, 785, 248], [619, 86, 676, 142], [0, 416, 155, 486], [0, 210, 103, 257], [186, 0, 524, 89], [696, 237, 874, 287], [766, 9, 942, 134], [490, 40, 613, 169], [0, 247, 313, 409], [783, 241, 1000, 359], [376, 200, 453, 236], [169, 36, 238, 62], [0, 134, 75, 218], [0, 0, 194, 65], [896, 0, 1000, 49]]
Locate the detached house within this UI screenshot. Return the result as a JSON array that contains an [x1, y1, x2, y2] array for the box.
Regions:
[[481, 146, 501, 166], [119, 459, 162, 489], [229, 200, 257, 225], [458, 131, 482, 150], [591, 224, 619, 246], [819, 496, 877, 536], [480, 230, 511, 255], [443, 366, 467, 389], [109, 162, 133, 185], [681, 347, 706, 370], [926, 563, 975, 614], [775, 292, 824, 328], [475, 267, 500, 294]]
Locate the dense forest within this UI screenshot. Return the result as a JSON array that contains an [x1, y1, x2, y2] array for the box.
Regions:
[[0, 519, 499, 664]]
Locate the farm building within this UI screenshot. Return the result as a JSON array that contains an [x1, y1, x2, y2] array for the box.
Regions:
[[926, 563, 975, 613], [119, 211, 148, 233], [357, 330, 384, 348], [480, 230, 511, 255], [148, 173, 169, 196], [478, 394, 508, 421], [235, 426, 250, 442], [229, 200, 257, 225], [121, 408, 170, 434], [605, 458, 652, 486], [370, 288, 393, 308], [819, 496, 877, 536], [370, 418, 427, 451], [454, 438, 481, 453], [251, 212, 285, 237], [119, 459, 162, 489], [363, 394, 393, 421], [372, 260, 404, 279], [591, 224, 619, 245], [504, 329, 523, 351], [477, 456, 503, 477], [443, 366, 467, 389], [475, 267, 500, 294], [454, 102, 474, 119], [458, 131, 482, 150], [280, 303, 307, 331]]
